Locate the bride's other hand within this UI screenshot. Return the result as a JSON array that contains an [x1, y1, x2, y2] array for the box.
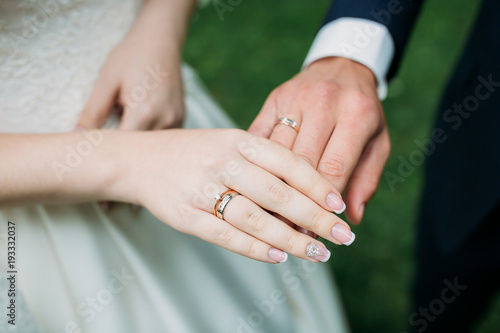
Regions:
[[76, 0, 198, 131], [108, 129, 356, 263], [75, 0, 197, 210]]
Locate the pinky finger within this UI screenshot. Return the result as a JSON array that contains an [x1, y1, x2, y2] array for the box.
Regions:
[[343, 131, 391, 225], [184, 209, 288, 264]]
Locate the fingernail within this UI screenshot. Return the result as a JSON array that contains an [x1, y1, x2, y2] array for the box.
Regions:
[[331, 224, 356, 246], [326, 192, 346, 214], [74, 125, 85, 132], [268, 248, 288, 263], [306, 242, 331, 262]]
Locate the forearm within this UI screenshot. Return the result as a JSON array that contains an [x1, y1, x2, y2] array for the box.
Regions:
[[130, 0, 198, 56], [0, 130, 121, 208]]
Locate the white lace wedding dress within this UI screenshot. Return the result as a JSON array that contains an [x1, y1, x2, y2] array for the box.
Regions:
[[0, 1, 349, 332]]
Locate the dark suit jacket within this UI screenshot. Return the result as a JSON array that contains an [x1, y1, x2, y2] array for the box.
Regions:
[[323, 0, 500, 253]]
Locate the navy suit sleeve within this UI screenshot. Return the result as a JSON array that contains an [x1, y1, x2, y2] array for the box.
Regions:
[[323, 0, 425, 80]]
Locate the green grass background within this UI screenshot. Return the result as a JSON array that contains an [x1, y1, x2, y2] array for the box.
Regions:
[[184, 1, 500, 332]]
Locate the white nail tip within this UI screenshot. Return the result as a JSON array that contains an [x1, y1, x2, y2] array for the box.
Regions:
[[344, 232, 356, 246], [280, 252, 288, 263], [320, 249, 331, 263], [333, 202, 346, 214]]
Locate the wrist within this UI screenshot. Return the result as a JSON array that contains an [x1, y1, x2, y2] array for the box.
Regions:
[[129, 0, 194, 53], [61, 130, 125, 203], [93, 130, 142, 204], [308, 57, 378, 97], [99, 130, 180, 206]]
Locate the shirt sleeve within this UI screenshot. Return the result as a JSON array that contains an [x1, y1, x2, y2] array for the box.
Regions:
[[302, 17, 395, 100]]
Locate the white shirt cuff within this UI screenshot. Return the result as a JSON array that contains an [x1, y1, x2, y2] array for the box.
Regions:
[[303, 17, 395, 100]]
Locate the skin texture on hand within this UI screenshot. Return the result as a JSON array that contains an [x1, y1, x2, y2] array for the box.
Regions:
[[249, 57, 391, 225], [109, 129, 355, 263], [0, 128, 355, 263], [75, 0, 197, 210], [76, 0, 197, 131]]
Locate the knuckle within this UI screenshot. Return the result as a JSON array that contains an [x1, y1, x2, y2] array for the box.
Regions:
[[310, 210, 327, 231], [200, 148, 224, 171], [216, 228, 235, 247], [342, 90, 380, 125], [246, 209, 267, 233], [218, 129, 247, 153], [277, 149, 299, 170], [276, 79, 296, 96], [273, 137, 289, 149], [313, 80, 341, 103], [319, 154, 347, 181], [247, 240, 260, 258], [344, 90, 374, 110], [296, 146, 317, 167], [269, 86, 284, 100], [299, 154, 314, 167], [299, 166, 323, 193], [270, 87, 287, 106], [285, 234, 300, 252], [268, 182, 292, 205], [309, 173, 323, 191]]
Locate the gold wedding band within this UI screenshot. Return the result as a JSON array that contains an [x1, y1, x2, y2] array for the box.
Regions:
[[275, 117, 300, 133], [214, 189, 240, 220]]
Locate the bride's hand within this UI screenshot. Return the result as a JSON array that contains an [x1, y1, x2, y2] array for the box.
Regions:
[[77, 37, 184, 131], [107, 129, 356, 263], [75, 0, 196, 210], [76, 0, 197, 131]]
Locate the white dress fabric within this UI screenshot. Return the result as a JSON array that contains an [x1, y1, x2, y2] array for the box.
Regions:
[[0, 1, 349, 332]]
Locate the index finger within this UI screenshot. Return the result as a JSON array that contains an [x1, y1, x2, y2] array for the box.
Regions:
[[290, 108, 335, 168], [77, 69, 119, 130], [238, 137, 346, 214], [317, 113, 379, 193]]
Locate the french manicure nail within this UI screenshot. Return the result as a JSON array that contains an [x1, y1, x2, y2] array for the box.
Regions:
[[268, 248, 288, 263], [306, 242, 331, 262], [331, 224, 356, 246], [326, 192, 346, 214]]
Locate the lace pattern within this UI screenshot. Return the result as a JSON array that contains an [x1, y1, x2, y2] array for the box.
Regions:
[[0, 0, 142, 133]]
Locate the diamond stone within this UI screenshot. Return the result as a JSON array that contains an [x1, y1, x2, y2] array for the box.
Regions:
[[306, 243, 323, 257]]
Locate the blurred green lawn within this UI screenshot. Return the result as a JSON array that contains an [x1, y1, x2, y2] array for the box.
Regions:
[[184, 1, 500, 332]]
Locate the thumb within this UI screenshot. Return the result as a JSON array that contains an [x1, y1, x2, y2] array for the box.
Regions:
[[76, 72, 119, 130]]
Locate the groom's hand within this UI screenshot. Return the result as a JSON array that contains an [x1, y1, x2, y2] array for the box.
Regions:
[[249, 57, 390, 224]]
